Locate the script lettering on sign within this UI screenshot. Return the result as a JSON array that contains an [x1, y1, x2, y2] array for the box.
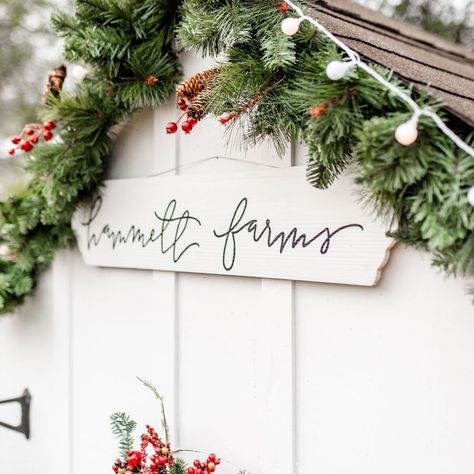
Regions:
[[72, 166, 395, 286]]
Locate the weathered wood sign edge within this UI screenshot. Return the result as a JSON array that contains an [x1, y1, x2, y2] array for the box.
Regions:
[[72, 166, 395, 286]]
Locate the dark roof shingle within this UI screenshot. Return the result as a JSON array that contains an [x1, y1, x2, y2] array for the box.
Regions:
[[304, 0, 474, 127]]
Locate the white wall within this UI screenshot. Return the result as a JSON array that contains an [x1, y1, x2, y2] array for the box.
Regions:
[[0, 53, 473, 474]]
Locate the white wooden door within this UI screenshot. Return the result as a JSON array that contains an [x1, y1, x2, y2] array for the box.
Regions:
[[0, 261, 71, 473], [1, 53, 474, 474]]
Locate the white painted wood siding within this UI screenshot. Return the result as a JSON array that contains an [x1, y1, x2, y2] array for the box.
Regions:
[[1, 53, 474, 474]]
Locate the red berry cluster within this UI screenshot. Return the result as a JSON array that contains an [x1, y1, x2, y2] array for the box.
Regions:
[[113, 453, 142, 474], [8, 121, 56, 156], [186, 453, 221, 474], [141, 425, 174, 473], [112, 458, 126, 473], [112, 425, 174, 474], [166, 99, 199, 135]]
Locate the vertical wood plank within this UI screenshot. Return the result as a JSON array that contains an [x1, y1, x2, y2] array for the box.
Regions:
[[52, 250, 73, 474], [0, 267, 60, 471], [258, 147, 296, 474], [257, 279, 295, 474], [69, 108, 166, 472], [152, 103, 180, 446]]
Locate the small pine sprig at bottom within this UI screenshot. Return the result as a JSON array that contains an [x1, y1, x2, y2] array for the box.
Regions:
[[110, 381, 224, 474]]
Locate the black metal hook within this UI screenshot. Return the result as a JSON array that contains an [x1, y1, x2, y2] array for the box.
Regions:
[[0, 389, 31, 439]]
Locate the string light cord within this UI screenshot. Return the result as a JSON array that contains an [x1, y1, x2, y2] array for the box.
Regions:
[[282, 0, 474, 159], [147, 156, 280, 178]]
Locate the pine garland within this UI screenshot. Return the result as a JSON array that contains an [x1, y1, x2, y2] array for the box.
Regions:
[[0, 0, 472, 315], [0, 0, 181, 315], [175, 0, 474, 279]]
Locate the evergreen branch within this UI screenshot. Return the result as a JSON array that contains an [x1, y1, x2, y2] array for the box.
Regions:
[[170, 457, 188, 474], [176, 0, 474, 289], [110, 411, 137, 460], [0, 0, 181, 315]]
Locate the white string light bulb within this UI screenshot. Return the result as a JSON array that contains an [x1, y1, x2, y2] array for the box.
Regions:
[[72, 65, 88, 81], [326, 60, 355, 81], [395, 114, 420, 146], [467, 187, 474, 207], [281, 17, 303, 35]]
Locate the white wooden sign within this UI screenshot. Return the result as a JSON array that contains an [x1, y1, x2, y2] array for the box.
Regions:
[[72, 166, 395, 286]]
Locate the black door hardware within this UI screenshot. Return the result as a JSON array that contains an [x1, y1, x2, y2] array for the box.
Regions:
[[0, 389, 31, 439]]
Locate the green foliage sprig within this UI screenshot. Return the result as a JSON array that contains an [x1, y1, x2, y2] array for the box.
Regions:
[[138, 377, 170, 443], [0, 0, 472, 315], [111, 412, 137, 460]]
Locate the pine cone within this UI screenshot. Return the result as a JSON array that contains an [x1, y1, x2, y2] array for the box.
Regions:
[[187, 93, 209, 121], [176, 68, 220, 100], [43, 65, 67, 103]]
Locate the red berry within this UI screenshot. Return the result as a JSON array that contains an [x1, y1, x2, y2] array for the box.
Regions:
[[26, 128, 34, 135], [112, 466, 118, 473], [166, 121, 178, 134], [43, 121, 56, 131], [187, 469, 196, 474], [187, 117, 198, 126], [181, 120, 193, 134], [158, 456, 168, 465], [11, 136, 21, 145], [20, 140, 33, 152], [193, 460, 201, 468], [177, 99, 187, 111], [8, 149, 15, 156], [127, 451, 142, 469], [214, 459, 220, 465], [43, 131, 53, 141], [196, 469, 203, 474], [208, 454, 216, 462], [31, 136, 39, 144]]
